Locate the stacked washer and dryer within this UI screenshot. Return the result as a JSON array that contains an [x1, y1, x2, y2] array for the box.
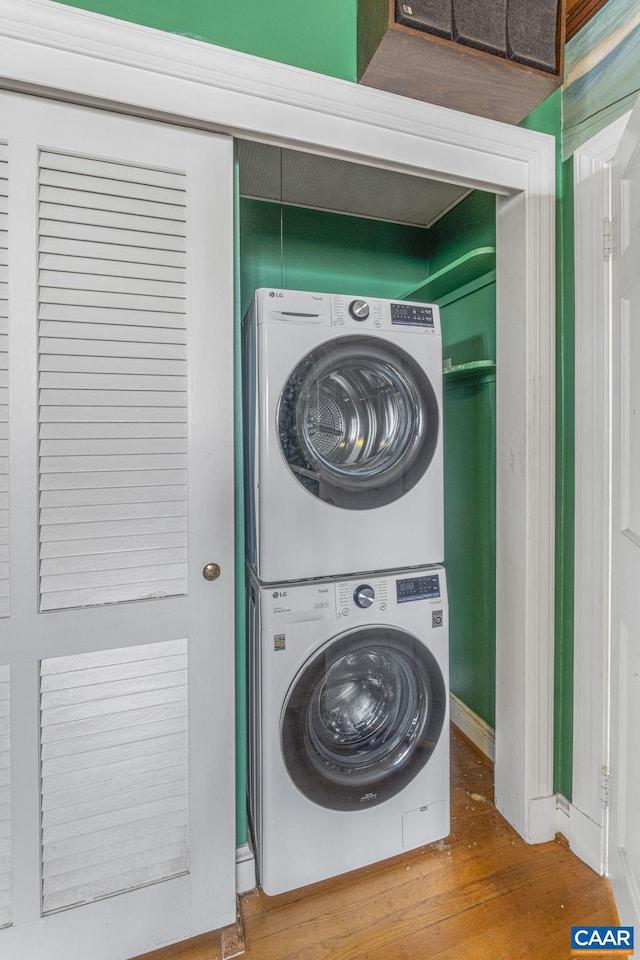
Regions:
[[243, 288, 449, 895]]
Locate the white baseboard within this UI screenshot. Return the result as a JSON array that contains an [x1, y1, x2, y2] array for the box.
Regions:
[[556, 798, 605, 875], [526, 793, 558, 843], [525, 794, 605, 871], [450, 692, 495, 763], [236, 843, 256, 894]]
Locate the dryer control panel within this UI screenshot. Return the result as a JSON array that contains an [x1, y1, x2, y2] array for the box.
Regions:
[[330, 294, 440, 335], [253, 288, 441, 336]]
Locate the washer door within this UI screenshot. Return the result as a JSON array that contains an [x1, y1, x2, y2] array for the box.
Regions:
[[281, 626, 446, 811], [277, 336, 439, 509]]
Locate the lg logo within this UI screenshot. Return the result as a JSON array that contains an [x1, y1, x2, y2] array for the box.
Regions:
[[268, 291, 284, 298], [272, 590, 288, 598]]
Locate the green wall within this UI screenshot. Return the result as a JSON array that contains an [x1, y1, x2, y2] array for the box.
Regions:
[[54, 0, 358, 81], [441, 282, 496, 726], [239, 200, 431, 313], [428, 192, 497, 727]]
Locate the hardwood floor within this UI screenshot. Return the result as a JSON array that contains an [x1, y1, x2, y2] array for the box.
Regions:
[[134, 726, 618, 960]]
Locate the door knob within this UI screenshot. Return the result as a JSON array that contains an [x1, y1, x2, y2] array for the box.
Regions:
[[202, 563, 221, 581]]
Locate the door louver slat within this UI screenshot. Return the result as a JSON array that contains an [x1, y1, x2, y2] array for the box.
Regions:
[[38, 152, 187, 189], [38, 187, 188, 222], [39, 238, 186, 267], [40, 639, 189, 915], [39, 220, 187, 252], [37, 152, 188, 611], [0, 667, 11, 930], [39, 168, 188, 205]]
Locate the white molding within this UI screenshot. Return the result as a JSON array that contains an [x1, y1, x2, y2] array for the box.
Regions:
[[450, 694, 495, 763], [544, 796, 605, 873], [572, 112, 630, 874], [494, 147, 556, 843], [0, 0, 557, 847], [526, 795, 558, 844], [235, 844, 256, 895], [566, 803, 607, 876], [0, 0, 538, 193]]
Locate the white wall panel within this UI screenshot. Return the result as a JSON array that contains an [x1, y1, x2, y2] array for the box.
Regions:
[[0, 144, 8, 620], [37, 151, 188, 611], [40, 639, 189, 915]]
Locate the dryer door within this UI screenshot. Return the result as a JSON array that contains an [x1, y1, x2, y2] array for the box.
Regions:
[[277, 336, 439, 509], [281, 626, 446, 810]]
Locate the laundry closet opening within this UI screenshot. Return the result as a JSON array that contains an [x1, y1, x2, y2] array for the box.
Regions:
[[235, 140, 497, 846]]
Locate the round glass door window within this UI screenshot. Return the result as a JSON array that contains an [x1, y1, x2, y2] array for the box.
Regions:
[[278, 336, 439, 509], [281, 626, 446, 811]]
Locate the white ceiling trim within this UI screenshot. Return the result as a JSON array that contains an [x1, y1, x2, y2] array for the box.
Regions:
[[0, 0, 547, 193]]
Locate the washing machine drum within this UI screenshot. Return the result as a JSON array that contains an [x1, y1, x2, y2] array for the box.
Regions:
[[277, 336, 439, 509], [281, 626, 446, 811]]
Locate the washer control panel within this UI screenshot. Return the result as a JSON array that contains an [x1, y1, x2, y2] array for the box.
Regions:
[[396, 572, 441, 603], [336, 577, 388, 618], [261, 568, 445, 625]]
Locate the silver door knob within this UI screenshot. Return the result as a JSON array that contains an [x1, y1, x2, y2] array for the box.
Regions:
[[203, 563, 221, 581]]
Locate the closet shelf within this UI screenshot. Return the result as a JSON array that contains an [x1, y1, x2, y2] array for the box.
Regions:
[[443, 359, 496, 383], [399, 246, 496, 303]]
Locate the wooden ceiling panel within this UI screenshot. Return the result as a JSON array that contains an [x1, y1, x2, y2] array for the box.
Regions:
[[566, 0, 611, 40]]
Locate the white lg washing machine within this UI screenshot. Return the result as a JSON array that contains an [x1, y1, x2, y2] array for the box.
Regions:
[[244, 288, 443, 583], [247, 565, 449, 896]]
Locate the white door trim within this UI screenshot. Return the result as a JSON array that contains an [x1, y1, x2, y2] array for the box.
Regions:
[[572, 113, 630, 874], [0, 0, 557, 845]]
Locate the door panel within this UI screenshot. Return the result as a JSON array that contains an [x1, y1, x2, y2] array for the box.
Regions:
[[40, 640, 189, 915], [610, 94, 640, 926], [0, 91, 235, 959], [621, 283, 640, 541], [0, 666, 10, 929], [0, 142, 8, 621]]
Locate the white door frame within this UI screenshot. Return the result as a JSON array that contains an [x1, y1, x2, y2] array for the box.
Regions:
[[0, 0, 557, 846], [572, 113, 630, 874]]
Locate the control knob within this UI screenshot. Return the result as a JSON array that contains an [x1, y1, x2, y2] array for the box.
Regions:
[[349, 299, 370, 321], [353, 584, 375, 608]]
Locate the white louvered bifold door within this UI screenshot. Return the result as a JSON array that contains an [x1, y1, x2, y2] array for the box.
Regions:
[[0, 91, 235, 960], [38, 150, 189, 612]]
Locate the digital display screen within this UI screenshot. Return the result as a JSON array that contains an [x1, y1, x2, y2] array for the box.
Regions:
[[396, 574, 440, 603], [390, 303, 435, 327]]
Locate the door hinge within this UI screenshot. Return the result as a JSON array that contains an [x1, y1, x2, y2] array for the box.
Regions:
[[600, 767, 610, 808], [603, 217, 612, 261]]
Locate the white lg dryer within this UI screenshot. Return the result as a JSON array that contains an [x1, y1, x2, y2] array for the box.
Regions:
[[247, 565, 449, 896], [244, 288, 443, 583]]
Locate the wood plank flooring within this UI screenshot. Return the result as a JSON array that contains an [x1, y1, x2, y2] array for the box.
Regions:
[[134, 726, 618, 960]]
